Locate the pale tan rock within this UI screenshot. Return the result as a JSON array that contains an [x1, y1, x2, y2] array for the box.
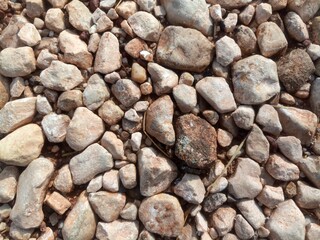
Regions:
[[26, 0, 45, 18], [0, 75, 9, 109], [98, 100, 124, 125], [116, 0, 138, 19], [41, 113, 70, 143], [57, 90, 83, 112], [284, 12, 309, 42], [17, 23, 41, 47], [119, 164, 137, 189], [266, 154, 300, 181], [210, 206, 236, 236], [36, 49, 58, 70], [45, 191, 71, 215], [45, 8, 66, 33], [257, 185, 284, 209], [66, 0, 92, 31], [0, 166, 19, 203], [111, 79, 141, 107], [48, 0, 68, 8], [96, 220, 139, 240], [53, 165, 74, 193], [101, 131, 125, 160]]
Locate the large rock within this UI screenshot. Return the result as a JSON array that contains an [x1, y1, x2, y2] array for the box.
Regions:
[[96, 220, 139, 240], [138, 147, 177, 197], [156, 26, 214, 73], [175, 114, 217, 169], [0, 124, 44, 166], [0, 47, 36, 77], [0, 75, 9, 109], [232, 55, 280, 105], [139, 193, 184, 237], [160, 0, 213, 36], [66, 107, 105, 151], [287, 0, 320, 22], [66, 0, 92, 31], [62, 191, 97, 240], [10, 158, 54, 229]]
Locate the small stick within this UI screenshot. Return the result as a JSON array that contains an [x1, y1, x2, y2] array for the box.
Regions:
[[115, 0, 123, 9]]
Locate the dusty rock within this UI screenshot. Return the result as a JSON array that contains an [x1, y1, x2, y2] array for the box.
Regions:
[[0, 204, 11, 221], [295, 181, 320, 209], [287, 0, 320, 22], [298, 156, 320, 188], [57, 90, 83, 112], [66, 0, 92, 31], [277, 49, 315, 93], [209, 4, 222, 22], [256, 22, 288, 57], [210, 206, 236, 236], [17, 23, 41, 47], [138, 147, 177, 196], [235, 25, 257, 56], [0, 124, 44, 166], [111, 79, 141, 107], [276, 136, 302, 164], [246, 124, 270, 163], [139, 193, 184, 237], [202, 110, 219, 126], [234, 214, 254, 240], [69, 143, 113, 185], [276, 106, 317, 146], [255, 3, 272, 24], [256, 104, 282, 136], [131, 62, 147, 83], [173, 84, 197, 113], [237, 200, 265, 230], [94, 32, 121, 74], [53, 165, 74, 193], [25, 0, 45, 18], [136, 0, 156, 12], [284, 12, 309, 42], [98, 100, 124, 125], [210, 60, 229, 78], [96, 220, 139, 240], [0, 166, 19, 203], [45, 191, 71, 215], [208, 177, 228, 194], [10, 158, 54, 229], [231, 105, 254, 130], [156, 26, 214, 72], [119, 164, 137, 189], [266, 154, 300, 181], [125, 38, 149, 58], [195, 211, 208, 232], [239, 5, 255, 25], [45, 8, 66, 33], [203, 193, 227, 212], [196, 77, 236, 113], [37, 227, 54, 240], [0, 76, 9, 109], [232, 55, 280, 104], [102, 170, 120, 192], [223, 13, 238, 33], [257, 185, 284, 209], [62, 191, 97, 240], [41, 113, 70, 143], [66, 107, 105, 151], [266, 200, 305, 240], [120, 202, 138, 221], [87, 175, 102, 193]]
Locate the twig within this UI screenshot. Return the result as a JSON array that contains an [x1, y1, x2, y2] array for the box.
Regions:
[[115, 0, 123, 9]]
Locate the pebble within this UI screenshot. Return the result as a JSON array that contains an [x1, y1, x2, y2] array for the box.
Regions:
[[255, 3, 272, 24], [0, 124, 44, 166], [256, 104, 282, 136], [217, 129, 233, 147], [237, 199, 265, 230], [41, 113, 70, 143], [130, 132, 142, 152], [235, 25, 257, 56], [66, 107, 105, 151], [89, 191, 125, 222], [195, 212, 208, 232], [232, 55, 280, 104], [266, 154, 300, 181], [101, 131, 125, 160], [45, 191, 71, 215], [284, 12, 309, 42], [306, 223, 320, 240], [145, 95, 175, 146], [138, 147, 177, 196], [208, 177, 228, 194], [209, 206, 236, 236], [231, 105, 254, 130], [96, 220, 139, 240], [102, 169, 120, 192], [131, 62, 147, 83], [57, 90, 82, 112], [276, 136, 302, 164], [210, 61, 229, 80], [98, 100, 124, 125], [295, 181, 320, 209], [266, 200, 305, 240], [222, 13, 237, 33], [88, 33, 101, 53], [156, 26, 214, 73], [268, 0, 287, 10], [66, 0, 92, 31], [125, 38, 149, 58], [256, 22, 288, 57], [203, 110, 219, 126], [0, 76, 9, 109], [69, 143, 113, 185], [239, 5, 255, 25], [36, 95, 52, 115], [111, 79, 141, 107], [307, 44, 320, 61], [10, 158, 54, 229], [124, 108, 140, 123], [203, 193, 227, 212], [234, 214, 254, 240], [120, 202, 138, 220], [62, 191, 97, 240], [119, 164, 137, 189], [222, 233, 238, 240], [196, 77, 236, 113], [246, 124, 270, 163], [0, 204, 11, 221], [53, 165, 74, 193], [116, 1, 138, 19], [45, 8, 66, 33], [257, 185, 284, 209], [87, 175, 102, 193], [0, 166, 19, 203], [17, 23, 41, 47], [139, 193, 184, 237]]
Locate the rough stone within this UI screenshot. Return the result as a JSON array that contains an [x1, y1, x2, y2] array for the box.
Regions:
[[45, 8, 66, 33], [0, 76, 9, 109], [306, 223, 320, 240], [119, 164, 137, 189], [299, 156, 320, 188], [57, 90, 83, 112], [209, 206, 236, 236], [41, 113, 70, 143], [223, 13, 238, 33], [266, 154, 300, 181], [276, 136, 302, 164], [287, 0, 320, 22], [53, 165, 74, 193], [102, 170, 120, 192], [246, 124, 270, 163], [235, 25, 257, 56], [257, 185, 284, 209], [237, 200, 265, 230], [231, 105, 254, 130], [239, 5, 255, 25], [96, 220, 139, 240], [101, 131, 125, 160], [36, 95, 52, 115], [98, 100, 124, 125], [295, 181, 320, 209], [45, 191, 71, 215], [255, 3, 272, 24], [234, 214, 254, 240], [256, 104, 282, 136], [9, 223, 34, 240], [17, 23, 41, 47], [0, 166, 19, 203], [216, 36, 241, 66], [284, 12, 309, 42], [173, 84, 197, 113], [111, 79, 141, 107], [120, 202, 138, 220], [203, 193, 227, 212], [66, 0, 92, 31]]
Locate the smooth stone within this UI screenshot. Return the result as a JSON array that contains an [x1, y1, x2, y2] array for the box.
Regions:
[[237, 199, 265, 230], [209, 206, 236, 236], [256, 185, 285, 209], [295, 181, 320, 209], [256, 104, 282, 136], [53, 165, 74, 193], [298, 156, 320, 188], [111, 79, 141, 107], [41, 113, 70, 143], [66, 0, 92, 31], [276, 136, 302, 164]]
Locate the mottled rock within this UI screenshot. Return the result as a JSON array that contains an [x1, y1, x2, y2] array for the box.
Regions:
[[57, 90, 83, 112], [234, 214, 254, 240], [102, 170, 120, 192], [116, 0, 138, 19], [246, 125, 270, 163], [36, 95, 52, 115], [216, 36, 241, 66], [120, 202, 138, 220], [53, 165, 74, 193], [239, 5, 255, 25], [96, 220, 139, 240], [173, 84, 197, 113], [268, 0, 287, 11], [256, 104, 282, 136], [255, 3, 272, 24], [257, 185, 284, 208], [235, 25, 257, 56], [36, 49, 58, 70], [203, 193, 227, 212], [284, 12, 309, 42], [9, 223, 34, 240], [276, 136, 302, 164], [41, 113, 70, 143], [210, 206, 236, 236], [101, 131, 125, 160], [25, 0, 44, 18], [231, 106, 254, 130], [266, 154, 300, 181], [66, 0, 92, 31], [0, 166, 19, 203], [131, 62, 147, 83], [223, 13, 238, 33], [237, 200, 265, 230], [0, 76, 9, 109], [98, 100, 124, 125], [111, 79, 141, 107], [119, 164, 137, 189], [217, 128, 233, 147]]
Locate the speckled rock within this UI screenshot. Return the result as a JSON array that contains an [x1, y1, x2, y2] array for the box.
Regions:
[[276, 136, 302, 164], [209, 206, 236, 236], [0, 76, 9, 109], [298, 156, 320, 188], [0, 166, 19, 203], [295, 181, 320, 209], [111, 79, 141, 107], [237, 199, 265, 230], [41, 113, 70, 143]]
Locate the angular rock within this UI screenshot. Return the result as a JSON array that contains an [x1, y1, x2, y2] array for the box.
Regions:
[[156, 26, 214, 73], [119, 164, 137, 189], [239, 5, 255, 25], [234, 214, 254, 240], [98, 100, 124, 125], [209, 206, 236, 236], [298, 156, 320, 188], [203, 193, 227, 212], [256, 104, 282, 136], [10, 158, 54, 229], [102, 170, 120, 192], [217, 128, 233, 147], [284, 12, 309, 42], [255, 3, 272, 24], [9, 223, 34, 240], [87, 175, 103, 193], [36, 95, 52, 115], [17, 23, 41, 47], [175, 114, 217, 169], [0, 166, 19, 203], [276, 136, 302, 164], [96, 220, 139, 240], [69, 143, 113, 185], [173, 84, 197, 113], [237, 200, 265, 230], [36, 49, 58, 70], [66, 107, 105, 151], [41, 113, 70, 143], [53, 165, 74, 193], [45, 191, 71, 215], [111, 79, 141, 107], [222, 13, 238, 33], [216, 36, 241, 66], [66, 0, 92, 31], [101, 131, 125, 160], [116, 1, 138, 19], [295, 181, 320, 209], [120, 202, 138, 220], [266, 154, 300, 181], [25, 0, 45, 18], [306, 223, 320, 240], [256, 185, 284, 209]]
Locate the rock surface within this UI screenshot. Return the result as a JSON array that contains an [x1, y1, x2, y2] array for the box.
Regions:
[[96, 220, 139, 240]]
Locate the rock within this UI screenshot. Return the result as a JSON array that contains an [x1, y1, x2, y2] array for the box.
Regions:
[[0, 76, 9, 109], [101, 131, 125, 160], [295, 181, 320, 209], [98, 100, 124, 125], [257, 185, 284, 209], [138, 147, 177, 196], [36, 49, 58, 70], [0, 166, 19, 203], [128, 11, 162, 42], [266, 154, 300, 181], [276, 106, 317, 146], [66, 0, 92, 31], [0, 47, 36, 77], [36, 95, 52, 115], [298, 155, 320, 188], [311, 78, 320, 117], [216, 36, 241, 66], [277, 49, 315, 93], [239, 5, 255, 25], [256, 104, 282, 136], [131, 132, 142, 151], [284, 12, 309, 42], [228, 158, 262, 199], [69, 143, 113, 185], [62, 191, 97, 240], [234, 214, 254, 240], [87, 175, 102, 193], [203, 110, 219, 126], [220, 114, 239, 137], [102, 170, 120, 192], [116, 1, 138, 19], [41, 113, 70, 143], [45, 191, 71, 215], [209, 4, 222, 22], [173, 84, 197, 113], [195, 211, 208, 233], [237, 199, 265, 230], [131, 62, 147, 83], [223, 13, 238, 33], [196, 77, 236, 113], [53, 165, 74, 193], [139, 193, 184, 237], [38, 227, 54, 240], [25, 0, 45, 18], [209, 206, 236, 236], [147, 62, 178, 96], [96, 220, 139, 240], [208, 177, 228, 194], [89, 191, 125, 222], [175, 114, 217, 169], [235, 25, 257, 56], [276, 136, 302, 164], [217, 129, 233, 147], [266, 200, 305, 240], [0, 97, 36, 134], [161, 0, 212, 36], [146, 95, 175, 146], [256, 22, 288, 57], [0, 124, 44, 166], [207, 0, 253, 9], [111, 79, 141, 107], [287, 0, 320, 22], [231, 106, 254, 130], [9, 223, 34, 240], [47, 0, 68, 8], [313, 17, 320, 44], [66, 107, 105, 151], [40, 61, 83, 91], [246, 124, 270, 163], [306, 223, 320, 240], [57, 90, 83, 112], [120, 202, 138, 220], [119, 164, 137, 189], [0, 204, 11, 222], [94, 32, 121, 74], [45, 8, 66, 33], [307, 44, 320, 61], [268, 0, 287, 11], [156, 26, 214, 73], [17, 23, 41, 47], [10, 158, 54, 229], [174, 173, 205, 204], [203, 193, 227, 212], [232, 55, 280, 104], [124, 38, 149, 59], [255, 3, 272, 24]]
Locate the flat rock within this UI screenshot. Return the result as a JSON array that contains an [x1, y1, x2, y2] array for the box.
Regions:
[[0, 124, 44, 166], [41, 113, 70, 143], [196, 77, 236, 113], [266, 154, 300, 181], [10, 158, 54, 229], [0, 47, 36, 77], [69, 143, 113, 185], [96, 220, 139, 240], [256, 104, 282, 136], [156, 26, 214, 73], [111, 79, 141, 107], [0, 166, 19, 203], [138, 147, 177, 197], [266, 200, 305, 240], [256, 185, 285, 209], [209, 206, 236, 236], [175, 114, 217, 169], [298, 156, 320, 188], [66, 107, 105, 151], [232, 55, 280, 104], [276, 136, 302, 164], [139, 193, 184, 237], [216, 36, 241, 66], [237, 200, 265, 230], [66, 0, 92, 31], [40, 60, 84, 91], [295, 181, 320, 209]]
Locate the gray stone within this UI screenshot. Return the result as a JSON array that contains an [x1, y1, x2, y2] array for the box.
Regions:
[[25, 0, 44, 18], [255, 3, 272, 24], [299, 156, 320, 188], [266, 154, 300, 181], [284, 12, 309, 42], [237, 200, 265, 230], [207, 0, 252, 9], [235, 25, 257, 56], [231, 105, 255, 130], [66, 0, 92, 31], [87, 175, 102, 193], [41, 113, 70, 143], [276, 136, 302, 164], [0, 166, 19, 203], [96, 220, 139, 240], [36, 95, 52, 115], [295, 181, 320, 209], [216, 36, 241, 66], [256, 104, 282, 136], [239, 5, 255, 25], [203, 193, 227, 212], [120, 202, 138, 220], [111, 79, 141, 107], [223, 13, 238, 33], [9, 223, 34, 240], [234, 214, 254, 240]]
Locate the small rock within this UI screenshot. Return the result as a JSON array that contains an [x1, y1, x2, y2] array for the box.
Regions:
[[179, 72, 194, 86], [257, 185, 284, 208], [0, 166, 19, 203], [87, 175, 102, 193], [9, 223, 34, 240], [125, 38, 149, 58], [239, 5, 255, 25], [111, 79, 141, 107], [101, 131, 125, 160], [307, 44, 320, 61], [131, 62, 147, 83], [45, 191, 71, 215], [57, 90, 83, 112], [119, 164, 137, 189], [53, 165, 74, 193], [216, 36, 241, 67], [255, 3, 272, 24], [203, 110, 219, 126], [88, 33, 101, 53], [120, 202, 138, 220], [217, 129, 233, 147], [96, 220, 139, 240], [266, 154, 300, 181], [284, 12, 309, 42], [25, 0, 45, 18], [0, 76, 9, 109], [36, 49, 58, 70], [98, 100, 124, 125], [139, 193, 184, 237], [136, 0, 156, 12], [299, 156, 320, 188], [37, 227, 54, 240], [209, 4, 222, 22], [36, 95, 52, 115], [306, 223, 320, 240], [195, 212, 208, 233], [295, 181, 320, 209], [102, 169, 120, 192], [268, 0, 287, 11], [208, 177, 228, 194], [276, 136, 302, 164], [124, 109, 140, 123], [234, 214, 254, 240], [66, 0, 92, 31], [237, 199, 265, 230], [131, 132, 142, 151], [173, 83, 198, 113], [116, 0, 138, 19], [256, 104, 282, 136], [96, 15, 113, 32], [203, 193, 227, 212], [231, 105, 255, 130], [0, 204, 11, 221], [41, 113, 70, 143], [45, 8, 66, 33], [210, 206, 236, 236], [235, 25, 257, 56], [223, 13, 238, 33], [310, 79, 320, 118], [17, 23, 41, 47], [287, 0, 320, 22]]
